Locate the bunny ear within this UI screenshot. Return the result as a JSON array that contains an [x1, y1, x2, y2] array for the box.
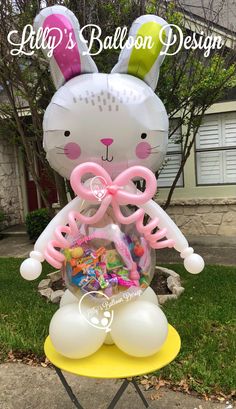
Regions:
[[111, 15, 171, 90], [34, 5, 98, 89]]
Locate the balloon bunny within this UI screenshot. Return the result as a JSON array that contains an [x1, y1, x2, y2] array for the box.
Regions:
[[20, 6, 204, 358]]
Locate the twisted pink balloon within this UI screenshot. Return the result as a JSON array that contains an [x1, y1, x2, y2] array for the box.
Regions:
[[69, 162, 156, 224], [44, 163, 174, 268]]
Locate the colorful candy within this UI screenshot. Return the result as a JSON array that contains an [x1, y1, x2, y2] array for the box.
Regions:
[[134, 244, 144, 257], [63, 233, 150, 297], [98, 274, 109, 289], [106, 249, 123, 269], [139, 276, 149, 288], [82, 277, 100, 293], [70, 246, 84, 258]]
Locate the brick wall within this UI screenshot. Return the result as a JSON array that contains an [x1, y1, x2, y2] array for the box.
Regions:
[[162, 199, 236, 237]]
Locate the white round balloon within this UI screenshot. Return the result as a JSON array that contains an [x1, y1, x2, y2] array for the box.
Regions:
[[20, 258, 42, 280], [49, 304, 106, 358], [184, 253, 205, 274], [60, 289, 80, 308], [140, 287, 159, 305], [111, 301, 168, 357]]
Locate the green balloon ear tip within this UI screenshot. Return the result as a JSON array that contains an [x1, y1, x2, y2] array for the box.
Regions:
[[127, 22, 166, 81]]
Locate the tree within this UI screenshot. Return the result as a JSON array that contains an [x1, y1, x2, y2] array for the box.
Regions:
[[153, 1, 236, 208], [0, 0, 68, 211]]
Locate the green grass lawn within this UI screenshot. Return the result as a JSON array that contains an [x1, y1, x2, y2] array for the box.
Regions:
[[0, 258, 235, 396], [0, 258, 57, 358], [158, 264, 236, 396]]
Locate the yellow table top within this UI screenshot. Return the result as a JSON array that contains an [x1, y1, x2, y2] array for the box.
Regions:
[[44, 324, 180, 379]]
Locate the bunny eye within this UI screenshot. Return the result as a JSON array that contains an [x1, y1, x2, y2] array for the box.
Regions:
[[141, 133, 147, 139], [64, 130, 70, 137]]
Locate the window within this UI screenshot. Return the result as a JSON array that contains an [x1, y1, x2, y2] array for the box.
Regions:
[[196, 112, 236, 185], [158, 123, 183, 188]]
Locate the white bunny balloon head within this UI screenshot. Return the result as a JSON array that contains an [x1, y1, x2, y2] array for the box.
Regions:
[[35, 6, 171, 179]]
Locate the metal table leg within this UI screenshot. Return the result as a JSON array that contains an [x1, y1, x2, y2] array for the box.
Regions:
[[131, 379, 149, 408], [106, 378, 149, 409], [106, 379, 130, 409], [54, 366, 149, 409], [54, 366, 85, 409]]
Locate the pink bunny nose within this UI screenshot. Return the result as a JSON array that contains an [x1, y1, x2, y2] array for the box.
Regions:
[[100, 138, 113, 146]]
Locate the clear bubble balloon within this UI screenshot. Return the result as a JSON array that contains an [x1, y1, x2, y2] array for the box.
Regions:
[[61, 206, 155, 307], [79, 291, 114, 333]]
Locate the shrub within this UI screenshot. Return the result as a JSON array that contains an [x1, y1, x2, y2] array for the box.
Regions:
[[0, 210, 5, 224], [25, 208, 52, 242], [0, 209, 5, 236]]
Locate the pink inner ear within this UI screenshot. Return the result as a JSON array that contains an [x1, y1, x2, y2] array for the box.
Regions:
[[43, 14, 81, 82]]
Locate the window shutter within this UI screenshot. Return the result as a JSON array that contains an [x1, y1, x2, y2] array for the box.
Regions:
[[158, 154, 183, 187], [158, 121, 183, 187], [223, 113, 236, 147], [196, 112, 236, 185], [167, 125, 182, 153], [196, 151, 223, 184], [223, 150, 236, 183], [196, 114, 221, 149]]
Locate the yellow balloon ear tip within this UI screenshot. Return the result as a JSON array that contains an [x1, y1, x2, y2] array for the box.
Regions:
[[127, 22, 167, 82]]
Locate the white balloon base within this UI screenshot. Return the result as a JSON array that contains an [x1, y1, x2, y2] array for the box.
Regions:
[[44, 324, 181, 408]]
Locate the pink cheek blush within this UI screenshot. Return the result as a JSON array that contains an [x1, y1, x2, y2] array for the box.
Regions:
[[135, 142, 151, 159], [64, 143, 81, 160]]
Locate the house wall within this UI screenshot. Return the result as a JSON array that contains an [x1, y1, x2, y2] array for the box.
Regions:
[[0, 136, 24, 227], [157, 101, 236, 237], [160, 199, 236, 237]]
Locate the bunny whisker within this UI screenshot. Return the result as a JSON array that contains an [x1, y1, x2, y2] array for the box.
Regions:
[[56, 147, 65, 150], [148, 145, 160, 150]]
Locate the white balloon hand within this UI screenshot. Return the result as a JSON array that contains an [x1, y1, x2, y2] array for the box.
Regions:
[[180, 247, 205, 274], [20, 251, 44, 280]]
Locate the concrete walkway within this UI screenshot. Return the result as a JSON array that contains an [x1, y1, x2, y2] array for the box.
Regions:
[[0, 235, 33, 258], [0, 225, 33, 258], [156, 235, 236, 266], [0, 363, 229, 409]]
